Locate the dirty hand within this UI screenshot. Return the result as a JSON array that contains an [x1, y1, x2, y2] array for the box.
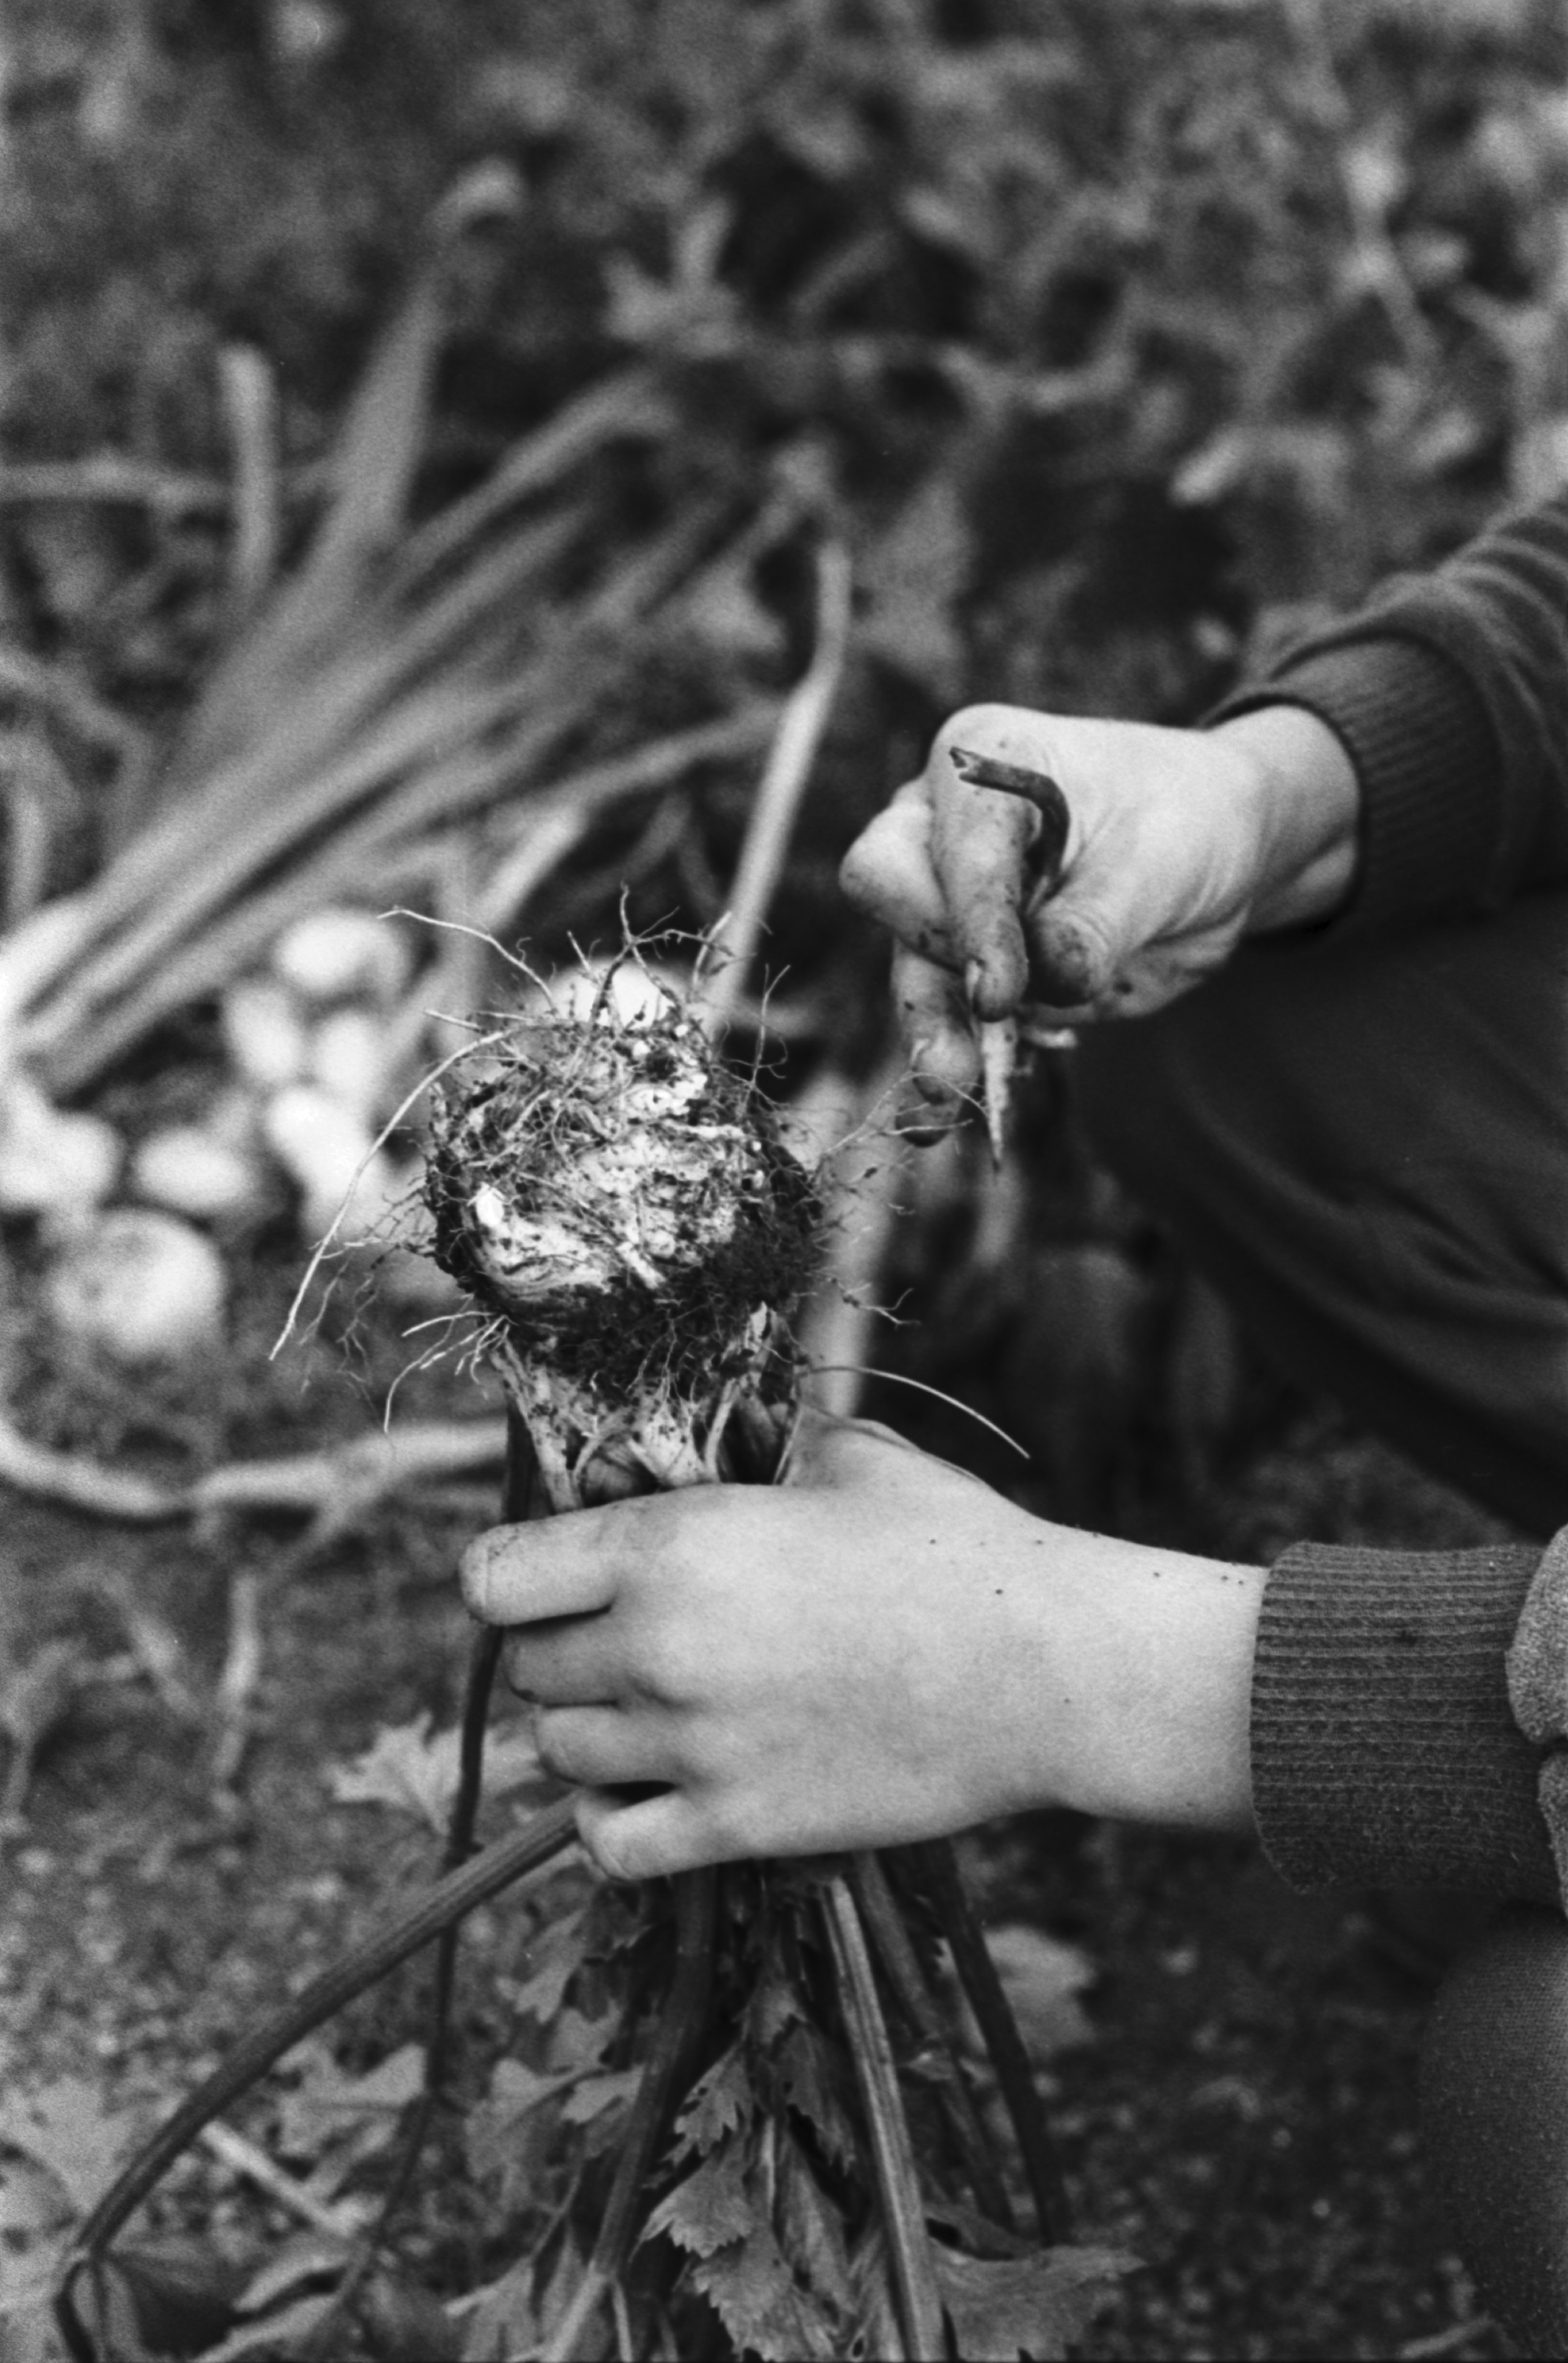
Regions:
[[839, 700, 1358, 1122], [460, 1412, 1261, 1879]]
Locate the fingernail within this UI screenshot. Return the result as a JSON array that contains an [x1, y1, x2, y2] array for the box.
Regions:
[[458, 1531, 501, 1619]]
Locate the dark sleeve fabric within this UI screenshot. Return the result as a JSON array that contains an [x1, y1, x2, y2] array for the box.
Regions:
[[1251, 1538, 1563, 1903], [1213, 489, 1568, 939], [1506, 1532, 1568, 1903]]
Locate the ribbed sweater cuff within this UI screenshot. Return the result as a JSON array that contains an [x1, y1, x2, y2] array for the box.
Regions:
[[1252, 1540, 1559, 1902], [1211, 635, 1502, 937], [1506, 1530, 1568, 1901]]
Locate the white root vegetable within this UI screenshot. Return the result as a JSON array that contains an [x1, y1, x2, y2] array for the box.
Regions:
[[423, 968, 817, 1506], [0, 1072, 121, 1218], [263, 1082, 402, 1240], [221, 976, 309, 1094], [132, 1125, 267, 1224], [548, 958, 680, 1028], [45, 1208, 226, 1363], [271, 907, 412, 1008], [306, 1005, 388, 1118]]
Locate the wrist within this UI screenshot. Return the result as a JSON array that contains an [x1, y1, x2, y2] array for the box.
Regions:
[[1212, 703, 1361, 933], [1000, 1523, 1265, 1834]]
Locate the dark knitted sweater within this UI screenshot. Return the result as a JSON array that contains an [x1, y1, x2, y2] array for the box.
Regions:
[[1216, 489, 1568, 1903]]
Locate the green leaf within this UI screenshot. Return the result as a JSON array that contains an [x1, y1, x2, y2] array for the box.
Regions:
[[774, 2023, 856, 2171], [934, 2244, 1135, 2362], [459, 2257, 536, 2363], [275, 2042, 424, 2169], [327, 1715, 547, 1834], [746, 1965, 804, 2051], [980, 1926, 1097, 2065], [775, 2130, 854, 2315], [672, 2045, 754, 2160], [643, 2142, 754, 2261], [558, 2069, 640, 2126], [691, 2224, 836, 2362], [464, 2057, 572, 2186], [545, 2007, 615, 2076], [508, 1906, 590, 2024]]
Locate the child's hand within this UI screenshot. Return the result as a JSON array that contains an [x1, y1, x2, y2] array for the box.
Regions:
[[460, 1412, 1262, 1879], [839, 700, 1358, 1128]]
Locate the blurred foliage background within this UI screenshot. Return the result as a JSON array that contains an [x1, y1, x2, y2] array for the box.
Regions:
[[13, 0, 1568, 876], [7, 0, 1568, 1504]]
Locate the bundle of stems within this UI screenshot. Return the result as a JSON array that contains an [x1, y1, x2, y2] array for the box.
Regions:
[[0, 182, 779, 1100]]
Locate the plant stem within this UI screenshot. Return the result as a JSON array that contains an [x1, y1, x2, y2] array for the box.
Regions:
[[297, 1415, 537, 2359], [543, 1867, 718, 2363], [701, 538, 853, 1034], [849, 1851, 1019, 2236], [909, 1840, 1072, 2245], [822, 1872, 946, 2363]]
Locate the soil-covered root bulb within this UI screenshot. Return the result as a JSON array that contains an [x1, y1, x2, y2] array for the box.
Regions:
[[423, 966, 819, 1504]]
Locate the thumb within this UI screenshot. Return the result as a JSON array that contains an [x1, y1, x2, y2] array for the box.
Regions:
[[1024, 879, 1130, 1011]]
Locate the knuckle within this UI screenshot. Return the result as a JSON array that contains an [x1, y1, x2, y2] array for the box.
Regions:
[[933, 703, 1012, 760], [837, 825, 885, 896], [631, 1623, 694, 1704], [533, 1712, 575, 1782]]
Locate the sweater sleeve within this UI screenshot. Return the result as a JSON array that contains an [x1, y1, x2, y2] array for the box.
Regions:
[[1213, 489, 1568, 939], [1250, 1537, 1563, 1902]]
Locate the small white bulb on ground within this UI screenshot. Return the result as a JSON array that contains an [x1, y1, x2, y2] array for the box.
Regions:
[[221, 976, 309, 1093], [272, 907, 412, 1008], [45, 1209, 226, 1363], [132, 1126, 265, 1224], [307, 1006, 387, 1118], [0, 1073, 121, 1218], [263, 1082, 403, 1240]]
